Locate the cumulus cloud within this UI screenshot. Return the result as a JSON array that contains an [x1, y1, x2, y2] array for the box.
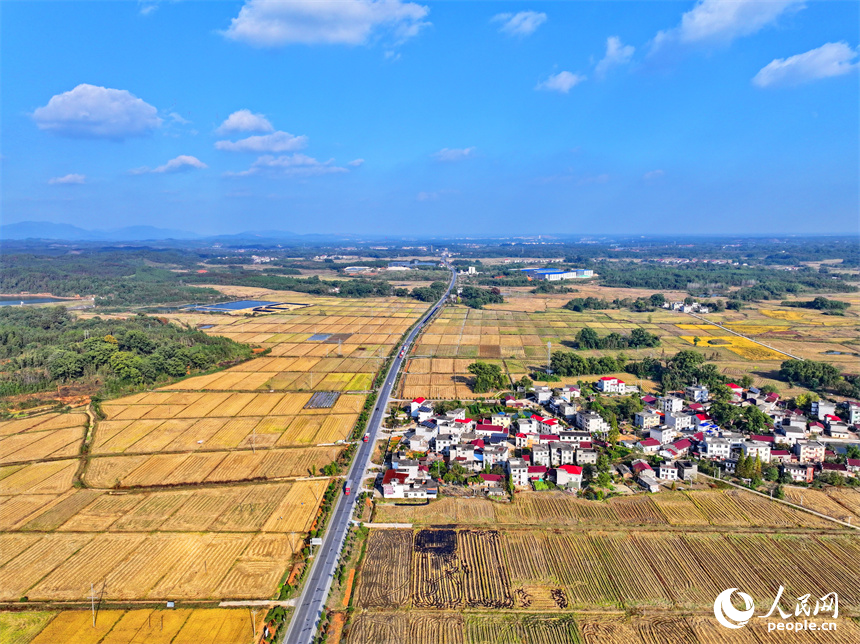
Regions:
[[228, 153, 348, 177], [595, 36, 635, 77], [653, 0, 804, 50], [643, 169, 665, 180], [32, 84, 161, 139], [48, 174, 86, 185], [536, 71, 586, 93], [131, 155, 208, 174], [215, 131, 308, 153], [216, 109, 274, 135], [433, 147, 475, 162], [222, 0, 430, 47], [491, 11, 547, 37], [347, 158, 365, 167], [753, 42, 859, 87]]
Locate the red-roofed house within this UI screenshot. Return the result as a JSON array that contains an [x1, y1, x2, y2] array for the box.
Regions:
[[750, 434, 775, 444], [847, 458, 860, 474], [726, 383, 744, 395], [631, 459, 653, 474], [770, 450, 793, 464], [527, 466, 547, 481], [670, 438, 692, 456], [637, 437, 661, 454], [597, 376, 626, 394], [553, 464, 583, 488], [410, 397, 426, 415]]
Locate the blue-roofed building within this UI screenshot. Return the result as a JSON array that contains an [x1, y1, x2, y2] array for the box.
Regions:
[[520, 268, 594, 281]]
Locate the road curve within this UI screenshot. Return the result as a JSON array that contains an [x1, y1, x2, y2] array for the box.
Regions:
[[280, 263, 455, 644]]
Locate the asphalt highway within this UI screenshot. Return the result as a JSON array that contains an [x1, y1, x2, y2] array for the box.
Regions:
[[281, 262, 455, 644]]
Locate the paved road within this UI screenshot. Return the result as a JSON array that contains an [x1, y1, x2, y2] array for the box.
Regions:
[[281, 263, 455, 644]]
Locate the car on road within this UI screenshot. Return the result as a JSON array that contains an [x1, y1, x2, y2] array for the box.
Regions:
[[344, 483, 351, 495], [363, 433, 369, 442]]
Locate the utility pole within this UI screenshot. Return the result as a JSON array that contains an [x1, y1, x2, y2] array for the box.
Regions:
[[90, 583, 96, 627], [546, 341, 552, 375]]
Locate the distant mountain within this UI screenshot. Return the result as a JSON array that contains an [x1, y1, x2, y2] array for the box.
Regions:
[[1, 221, 201, 241]]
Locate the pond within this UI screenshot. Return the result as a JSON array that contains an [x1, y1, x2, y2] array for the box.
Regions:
[[0, 296, 71, 307]]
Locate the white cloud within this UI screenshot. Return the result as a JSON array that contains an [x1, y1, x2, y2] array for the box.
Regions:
[[536, 71, 586, 93], [131, 155, 207, 174], [753, 42, 859, 87], [492, 11, 547, 37], [229, 153, 348, 177], [595, 36, 634, 77], [215, 131, 308, 153], [32, 84, 161, 139], [653, 0, 804, 49], [216, 109, 274, 135], [643, 169, 665, 180], [168, 112, 192, 125], [223, 0, 430, 47], [48, 174, 86, 185], [347, 158, 365, 167], [433, 147, 475, 162]]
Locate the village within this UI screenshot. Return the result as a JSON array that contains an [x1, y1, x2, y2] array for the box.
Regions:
[[377, 378, 860, 500]]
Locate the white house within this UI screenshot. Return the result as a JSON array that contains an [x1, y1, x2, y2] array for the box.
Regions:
[[665, 413, 694, 431], [741, 440, 771, 464], [560, 385, 581, 401], [658, 462, 679, 480], [659, 396, 684, 414], [596, 377, 626, 394], [649, 426, 675, 445], [699, 437, 731, 460], [553, 464, 583, 489], [685, 385, 709, 403], [637, 437, 661, 453], [576, 411, 610, 434]]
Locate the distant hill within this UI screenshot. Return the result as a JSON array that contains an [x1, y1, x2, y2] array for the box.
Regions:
[[1, 221, 201, 241], [0, 221, 361, 243]]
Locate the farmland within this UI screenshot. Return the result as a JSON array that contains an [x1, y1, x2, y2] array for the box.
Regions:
[[345, 610, 860, 644], [372, 489, 850, 529], [346, 488, 860, 643], [0, 608, 265, 644], [400, 284, 859, 397], [0, 480, 322, 601], [0, 289, 434, 625]]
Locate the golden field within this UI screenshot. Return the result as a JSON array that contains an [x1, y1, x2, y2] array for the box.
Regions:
[[0, 608, 265, 644]]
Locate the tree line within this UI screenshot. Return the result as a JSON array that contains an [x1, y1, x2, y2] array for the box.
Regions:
[[0, 307, 252, 398]]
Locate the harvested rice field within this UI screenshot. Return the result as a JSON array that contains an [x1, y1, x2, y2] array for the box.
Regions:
[[0, 413, 87, 465], [84, 445, 340, 487], [352, 525, 860, 612], [93, 392, 364, 454], [0, 608, 266, 644], [373, 490, 842, 530], [158, 296, 429, 393], [344, 610, 860, 644]]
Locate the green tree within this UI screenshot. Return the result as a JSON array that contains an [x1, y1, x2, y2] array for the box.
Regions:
[[467, 361, 507, 393], [48, 350, 85, 381]]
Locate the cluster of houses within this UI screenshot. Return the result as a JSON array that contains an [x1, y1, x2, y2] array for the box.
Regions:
[[383, 390, 601, 499], [379, 380, 860, 500], [630, 385, 860, 486], [664, 301, 711, 314]]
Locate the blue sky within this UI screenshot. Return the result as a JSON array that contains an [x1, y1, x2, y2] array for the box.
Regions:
[[1, 0, 857, 236]]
